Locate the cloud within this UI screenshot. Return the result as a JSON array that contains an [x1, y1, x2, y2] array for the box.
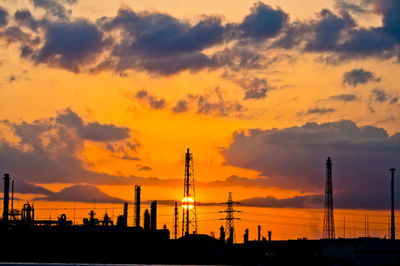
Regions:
[[305, 9, 356, 52], [134, 90, 167, 109], [0, 109, 147, 187], [390, 96, 399, 105], [0, 6, 8, 27], [334, 0, 369, 14], [30, 0, 77, 20], [172, 99, 189, 113], [240, 77, 271, 100], [34, 184, 124, 203], [0, 179, 53, 195], [240, 190, 392, 209], [173, 87, 246, 117], [239, 2, 288, 40], [14, 9, 40, 31], [328, 94, 359, 102], [342, 68, 380, 87], [223, 120, 400, 204], [241, 195, 322, 208], [137, 165, 152, 171], [34, 20, 107, 72], [371, 88, 390, 103], [299, 107, 335, 116]]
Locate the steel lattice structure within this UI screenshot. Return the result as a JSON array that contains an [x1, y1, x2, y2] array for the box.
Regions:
[[182, 148, 197, 236], [323, 157, 335, 239], [220, 192, 240, 243]]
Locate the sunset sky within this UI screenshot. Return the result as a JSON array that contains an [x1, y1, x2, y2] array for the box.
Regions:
[[0, 0, 399, 239]]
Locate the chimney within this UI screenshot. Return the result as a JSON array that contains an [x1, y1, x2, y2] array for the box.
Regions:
[[151, 200, 157, 231], [3, 173, 10, 221], [135, 185, 141, 227]]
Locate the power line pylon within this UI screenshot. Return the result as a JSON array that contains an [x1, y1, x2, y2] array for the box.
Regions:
[[323, 157, 335, 239], [220, 192, 241, 243], [182, 148, 197, 236]]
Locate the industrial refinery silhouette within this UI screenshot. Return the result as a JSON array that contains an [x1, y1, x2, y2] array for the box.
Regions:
[[0, 149, 399, 265]]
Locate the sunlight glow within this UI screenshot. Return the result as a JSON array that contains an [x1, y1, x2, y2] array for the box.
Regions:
[[182, 197, 194, 210]]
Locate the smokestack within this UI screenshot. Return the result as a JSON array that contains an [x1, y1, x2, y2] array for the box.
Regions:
[[268, 231, 272, 241], [258, 225, 261, 241], [390, 168, 396, 240], [123, 202, 128, 227], [135, 185, 141, 227], [144, 209, 150, 231], [11, 179, 14, 214], [151, 200, 157, 231], [3, 173, 10, 221]]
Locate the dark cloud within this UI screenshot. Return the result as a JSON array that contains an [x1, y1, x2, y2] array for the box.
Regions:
[[334, 0, 368, 14], [328, 94, 359, 102], [175, 87, 246, 117], [305, 107, 335, 115], [239, 2, 288, 40], [8, 75, 16, 83], [240, 190, 391, 209], [172, 99, 189, 113], [390, 96, 399, 105], [34, 20, 107, 72], [241, 77, 270, 100], [0, 179, 53, 195], [342, 68, 380, 87], [0, 109, 142, 187], [134, 90, 167, 109], [14, 9, 40, 31], [371, 88, 390, 103], [305, 9, 356, 52], [137, 165, 152, 171], [0, 6, 8, 27], [55, 108, 130, 141], [30, 0, 77, 20], [34, 184, 124, 203], [241, 195, 322, 208], [0, 26, 40, 46], [223, 120, 400, 204]]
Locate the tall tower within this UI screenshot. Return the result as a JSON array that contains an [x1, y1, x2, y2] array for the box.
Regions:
[[3, 173, 10, 221], [135, 185, 141, 227], [220, 192, 240, 243], [182, 148, 197, 236], [323, 157, 335, 239], [390, 168, 396, 240]]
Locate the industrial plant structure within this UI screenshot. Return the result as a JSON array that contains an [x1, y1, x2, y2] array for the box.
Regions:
[[0, 151, 399, 265]]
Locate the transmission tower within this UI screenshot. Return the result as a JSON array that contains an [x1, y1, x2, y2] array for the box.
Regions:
[[182, 148, 197, 236], [323, 157, 335, 239], [220, 192, 241, 243]]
